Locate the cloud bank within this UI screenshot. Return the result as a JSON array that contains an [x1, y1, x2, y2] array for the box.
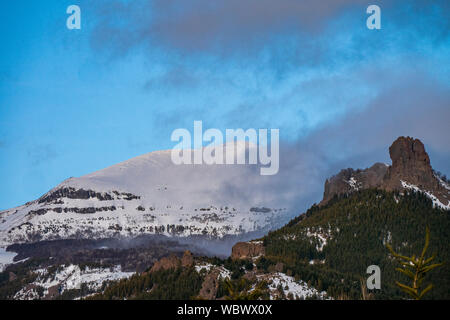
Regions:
[[86, 0, 450, 214]]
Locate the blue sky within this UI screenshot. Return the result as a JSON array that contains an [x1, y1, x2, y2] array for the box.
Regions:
[[1, 0, 449, 209]]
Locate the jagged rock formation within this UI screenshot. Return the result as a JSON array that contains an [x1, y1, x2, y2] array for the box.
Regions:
[[198, 269, 221, 300], [321, 136, 450, 209], [181, 250, 194, 268], [322, 163, 388, 204], [150, 250, 193, 273], [231, 241, 265, 259], [383, 137, 442, 192], [150, 255, 181, 273]]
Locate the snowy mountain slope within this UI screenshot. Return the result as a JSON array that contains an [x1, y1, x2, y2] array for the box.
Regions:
[[13, 264, 134, 300], [253, 272, 328, 300], [0, 142, 291, 248]]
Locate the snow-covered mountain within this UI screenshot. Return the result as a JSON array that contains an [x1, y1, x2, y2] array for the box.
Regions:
[[0, 142, 291, 248]]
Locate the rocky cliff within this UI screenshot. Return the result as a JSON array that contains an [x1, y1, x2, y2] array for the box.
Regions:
[[322, 163, 388, 204], [321, 137, 449, 209], [149, 250, 194, 273], [231, 241, 265, 260]]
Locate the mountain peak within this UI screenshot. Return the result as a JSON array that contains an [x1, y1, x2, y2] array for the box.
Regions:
[[383, 136, 433, 190], [0, 141, 289, 250], [321, 137, 450, 209], [389, 136, 429, 166]]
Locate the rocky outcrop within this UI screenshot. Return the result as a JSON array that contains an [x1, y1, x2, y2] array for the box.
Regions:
[[383, 137, 438, 191], [321, 163, 388, 204], [29, 206, 118, 216], [38, 187, 114, 203], [231, 241, 265, 260], [198, 269, 221, 300], [150, 255, 181, 273], [38, 187, 140, 204], [181, 250, 194, 267], [45, 285, 61, 300], [320, 136, 450, 208], [150, 250, 193, 273]]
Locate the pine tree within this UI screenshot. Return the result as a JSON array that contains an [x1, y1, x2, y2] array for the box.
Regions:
[[386, 227, 444, 300]]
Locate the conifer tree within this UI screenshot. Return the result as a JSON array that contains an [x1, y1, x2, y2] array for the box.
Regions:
[[386, 227, 444, 300]]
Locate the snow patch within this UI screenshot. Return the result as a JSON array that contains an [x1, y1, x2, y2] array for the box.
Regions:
[[434, 174, 450, 191], [305, 228, 330, 252], [195, 263, 214, 273], [346, 177, 362, 191], [195, 263, 231, 280], [13, 264, 134, 300], [255, 272, 327, 300], [0, 248, 17, 272], [401, 180, 450, 211]]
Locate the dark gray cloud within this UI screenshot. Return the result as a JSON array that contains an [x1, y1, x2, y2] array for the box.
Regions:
[[242, 71, 450, 215], [86, 0, 450, 216], [92, 0, 372, 54], [91, 0, 449, 58], [146, 0, 370, 51], [183, 72, 450, 218], [303, 73, 450, 159]]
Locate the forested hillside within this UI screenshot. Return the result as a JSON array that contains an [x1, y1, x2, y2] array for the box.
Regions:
[[262, 189, 449, 299]]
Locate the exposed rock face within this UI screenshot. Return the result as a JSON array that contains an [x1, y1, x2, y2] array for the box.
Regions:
[[181, 250, 194, 268], [231, 241, 265, 260], [28, 206, 117, 216], [320, 136, 450, 208], [383, 137, 436, 190], [37, 187, 141, 203], [322, 163, 388, 204], [45, 285, 60, 300], [150, 250, 194, 272], [198, 269, 220, 300], [150, 255, 181, 273]]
